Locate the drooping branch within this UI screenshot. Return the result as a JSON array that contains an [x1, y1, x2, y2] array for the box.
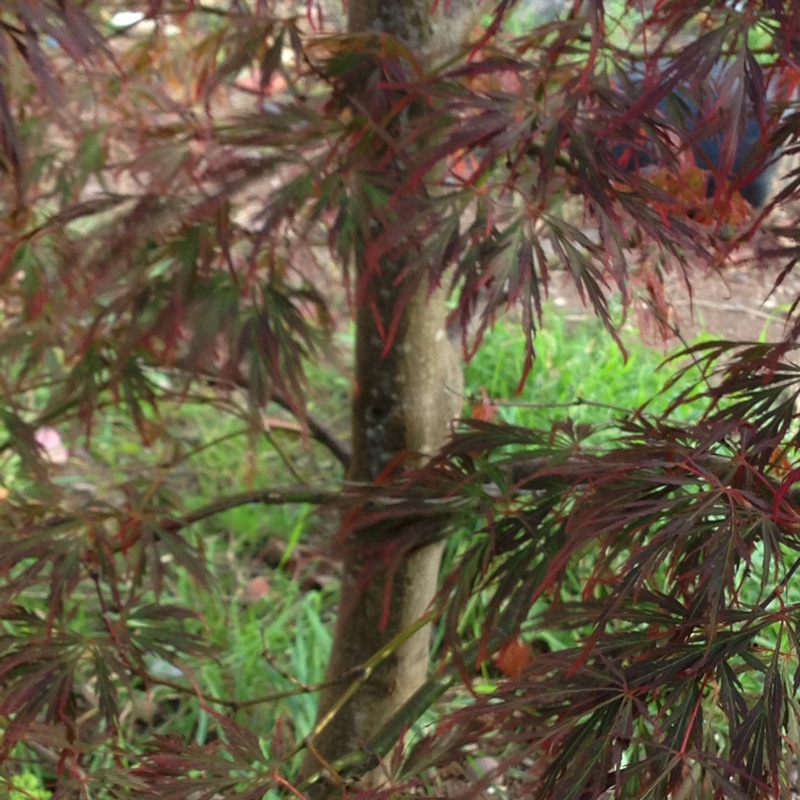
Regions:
[[160, 485, 339, 532], [174, 359, 352, 468], [29, 485, 338, 540], [270, 391, 352, 467]]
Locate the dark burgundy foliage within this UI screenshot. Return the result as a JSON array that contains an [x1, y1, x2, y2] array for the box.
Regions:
[[2, 0, 800, 798]]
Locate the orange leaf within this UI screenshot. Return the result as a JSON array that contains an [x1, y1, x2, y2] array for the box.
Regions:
[[242, 576, 271, 603], [472, 388, 498, 422], [495, 638, 532, 678], [770, 447, 792, 477]]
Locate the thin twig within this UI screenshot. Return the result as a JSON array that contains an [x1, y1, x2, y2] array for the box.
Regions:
[[271, 391, 351, 467], [146, 663, 367, 710], [161, 486, 339, 533], [295, 610, 438, 784], [174, 359, 352, 468], [29, 484, 338, 539]]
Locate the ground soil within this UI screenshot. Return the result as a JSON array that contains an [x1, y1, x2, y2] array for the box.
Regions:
[[547, 222, 800, 346]]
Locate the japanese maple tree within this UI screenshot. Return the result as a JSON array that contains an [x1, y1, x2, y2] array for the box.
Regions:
[[1, 1, 799, 799]]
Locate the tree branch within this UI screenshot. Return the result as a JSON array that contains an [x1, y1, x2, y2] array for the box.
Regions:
[[161, 486, 339, 532], [174, 359, 353, 468], [33, 485, 338, 538], [271, 391, 352, 468]]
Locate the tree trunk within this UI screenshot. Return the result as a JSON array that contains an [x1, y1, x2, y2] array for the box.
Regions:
[[307, 285, 462, 777], [301, 0, 475, 785]]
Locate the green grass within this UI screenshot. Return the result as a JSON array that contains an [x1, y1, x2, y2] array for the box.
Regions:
[[502, 1, 778, 56], [3, 298, 777, 792], [87, 310, 708, 759], [465, 308, 709, 431], [1, 771, 50, 800], [83, 401, 340, 749], [43, 308, 699, 760], [443, 308, 720, 672], [461, 311, 799, 704]]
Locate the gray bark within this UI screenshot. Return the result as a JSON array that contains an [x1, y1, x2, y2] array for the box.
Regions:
[[300, 0, 474, 786]]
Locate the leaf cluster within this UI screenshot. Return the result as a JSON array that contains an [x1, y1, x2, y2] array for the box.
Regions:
[[1, 0, 800, 798], [370, 340, 800, 799]]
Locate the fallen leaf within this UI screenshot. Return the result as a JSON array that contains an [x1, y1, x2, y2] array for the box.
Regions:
[[35, 427, 69, 465], [495, 638, 532, 678], [242, 575, 271, 603]]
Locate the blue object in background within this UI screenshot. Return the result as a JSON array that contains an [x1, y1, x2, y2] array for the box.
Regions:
[[612, 86, 777, 208]]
